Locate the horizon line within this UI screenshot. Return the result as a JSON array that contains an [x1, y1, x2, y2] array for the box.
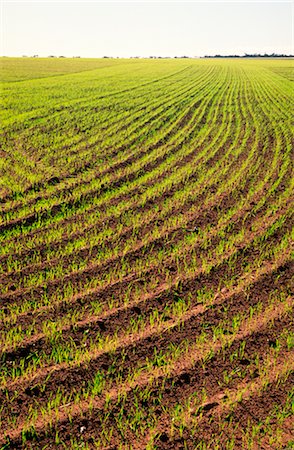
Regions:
[[1, 53, 294, 59]]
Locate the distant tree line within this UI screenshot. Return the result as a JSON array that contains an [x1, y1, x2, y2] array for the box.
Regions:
[[19, 53, 293, 60], [203, 53, 294, 58]]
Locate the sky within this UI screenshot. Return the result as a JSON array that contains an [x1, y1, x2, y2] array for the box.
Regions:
[[1, 1, 293, 57]]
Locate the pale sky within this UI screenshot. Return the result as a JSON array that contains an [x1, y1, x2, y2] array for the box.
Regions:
[[1, 1, 293, 57]]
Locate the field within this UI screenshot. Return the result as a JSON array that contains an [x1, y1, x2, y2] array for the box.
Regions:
[[0, 57, 293, 449]]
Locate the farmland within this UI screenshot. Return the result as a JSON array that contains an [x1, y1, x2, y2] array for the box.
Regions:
[[0, 57, 293, 449]]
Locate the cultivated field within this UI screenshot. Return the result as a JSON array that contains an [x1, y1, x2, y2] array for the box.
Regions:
[[0, 57, 293, 449]]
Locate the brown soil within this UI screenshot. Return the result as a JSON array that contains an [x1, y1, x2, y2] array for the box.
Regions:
[[3, 299, 292, 448], [1, 257, 292, 445]]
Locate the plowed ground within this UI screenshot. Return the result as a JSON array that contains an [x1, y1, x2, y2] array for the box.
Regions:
[[0, 57, 293, 449]]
